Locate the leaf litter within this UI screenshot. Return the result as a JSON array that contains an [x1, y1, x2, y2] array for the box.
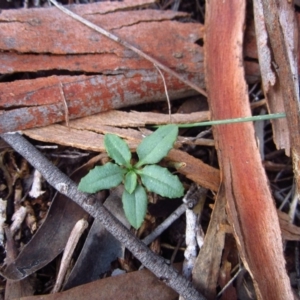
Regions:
[[0, 0, 299, 299]]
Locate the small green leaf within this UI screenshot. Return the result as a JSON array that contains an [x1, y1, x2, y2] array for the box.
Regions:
[[78, 162, 125, 193], [138, 165, 184, 198], [104, 134, 131, 167], [124, 170, 137, 194], [135, 124, 178, 167], [122, 184, 147, 229]]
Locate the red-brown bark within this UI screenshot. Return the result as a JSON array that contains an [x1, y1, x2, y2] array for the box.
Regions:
[[204, 0, 293, 298], [0, 1, 261, 134], [0, 72, 199, 133]]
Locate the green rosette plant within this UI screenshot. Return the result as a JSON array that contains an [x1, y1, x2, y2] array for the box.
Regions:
[[78, 124, 184, 229]]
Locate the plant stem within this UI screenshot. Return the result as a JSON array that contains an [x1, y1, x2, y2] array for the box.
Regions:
[[177, 112, 286, 128]]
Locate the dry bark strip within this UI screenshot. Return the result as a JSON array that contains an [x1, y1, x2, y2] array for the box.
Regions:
[[66, 110, 211, 128], [0, 7, 202, 73], [0, 72, 200, 133], [23, 123, 220, 192], [204, 1, 293, 299], [48, 0, 207, 97], [0, 132, 206, 300], [252, 0, 290, 156], [260, 0, 300, 216], [192, 184, 227, 299], [278, 210, 300, 241]]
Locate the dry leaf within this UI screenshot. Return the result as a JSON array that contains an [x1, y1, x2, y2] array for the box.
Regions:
[[20, 269, 178, 300], [192, 184, 227, 299]]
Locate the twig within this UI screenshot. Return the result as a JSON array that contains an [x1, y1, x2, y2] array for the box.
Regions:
[[170, 237, 184, 265], [0, 132, 206, 300], [216, 265, 244, 298], [179, 184, 205, 300], [181, 185, 206, 279], [48, 0, 207, 97], [154, 65, 172, 123], [59, 82, 69, 127], [142, 203, 186, 246], [10, 206, 27, 236], [278, 186, 293, 211], [0, 200, 6, 247], [52, 219, 88, 293], [29, 169, 45, 198], [254, 108, 266, 160], [288, 189, 298, 223], [182, 208, 198, 279], [172, 0, 181, 11], [142, 185, 204, 246]]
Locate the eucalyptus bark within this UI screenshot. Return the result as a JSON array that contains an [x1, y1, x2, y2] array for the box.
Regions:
[[204, 0, 293, 298]]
